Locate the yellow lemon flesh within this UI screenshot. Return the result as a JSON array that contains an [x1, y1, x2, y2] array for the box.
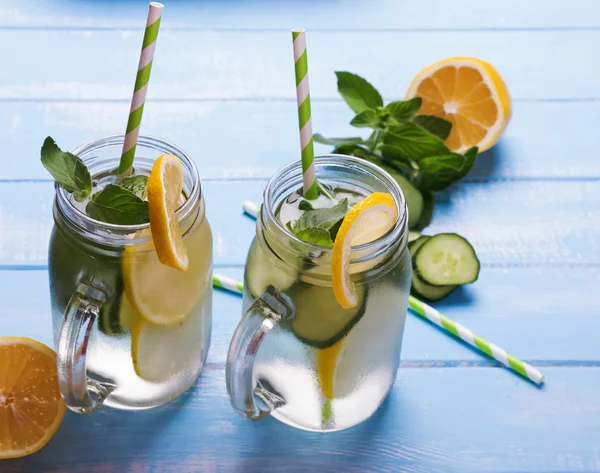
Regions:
[[147, 153, 188, 271], [406, 56, 512, 153], [0, 337, 66, 459]]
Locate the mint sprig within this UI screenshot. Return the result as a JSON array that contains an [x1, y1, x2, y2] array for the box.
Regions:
[[287, 198, 349, 247], [86, 185, 149, 225], [41, 137, 92, 202], [41, 136, 150, 225], [315, 72, 479, 229]]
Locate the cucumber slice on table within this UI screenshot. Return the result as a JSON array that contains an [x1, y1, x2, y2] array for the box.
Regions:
[[414, 233, 480, 286], [394, 173, 424, 230], [408, 231, 421, 243], [289, 282, 367, 349], [408, 235, 430, 256], [411, 274, 456, 301], [245, 244, 298, 297], [408, 234, 456, 301], [358, 155, 424, 229]]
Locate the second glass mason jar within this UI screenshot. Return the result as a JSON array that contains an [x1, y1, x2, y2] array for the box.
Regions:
[[227, 155, 411, 432], [50, 135, 213, 414]]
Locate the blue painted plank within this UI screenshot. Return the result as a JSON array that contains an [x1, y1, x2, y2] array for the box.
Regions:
[[1, 266, 600, 363], [0, 29, 597, 100], [0, 180, 597, 267], [1, 0, 599, 30], [3, 367, 600, 472], [2, 100, 598, 180]]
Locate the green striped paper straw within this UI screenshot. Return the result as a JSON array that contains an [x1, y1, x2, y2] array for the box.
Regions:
[[213, 274, 244, 294], [117, 2, 164, 181], [243, 200, 259, 219], [292, 29, 318, 200], [409, 296, 544, 385]]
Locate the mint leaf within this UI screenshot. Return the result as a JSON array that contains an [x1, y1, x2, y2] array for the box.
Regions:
[[298, 200, 314, 211], [313, 134, 364, 146], [332, 143, 379, 161], [41, 137, 92, 202], [386, 98, 422, 124], [294, 198, 348, 233], [335, 71, 383, 114], [414, 154, 468, 192], [86, 184, 149, 225], [413, 115, 452, 141], [456, 146, 478, 179], [295, 226, 334, 247], [383, 123, 449, 161], [350, 109, 379, 128], [321, 400, 333, 424], [120, 174, 148, 199], [380, 145, 416, 174]]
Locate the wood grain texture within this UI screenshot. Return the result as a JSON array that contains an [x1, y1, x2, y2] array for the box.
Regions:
[[0, 29, 597, 100], [1, 0, 599, 30], [3, 367, 600, 473], [3, 266, 600, 363], [1, 0, 598, 471], [0, 180, 598, 267], [3, 100, 599, 180]]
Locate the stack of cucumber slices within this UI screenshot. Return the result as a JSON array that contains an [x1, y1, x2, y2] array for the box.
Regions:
[[408, 232, 480, 302]]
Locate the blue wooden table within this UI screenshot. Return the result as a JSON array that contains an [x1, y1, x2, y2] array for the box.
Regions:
[[2, 1, 599, 471]]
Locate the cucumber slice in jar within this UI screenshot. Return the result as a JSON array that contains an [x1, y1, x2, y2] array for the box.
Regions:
[[98, 271, 126, 336], [245, 242, 298, 298], [413, 233, 480, 286], [289, 282, 367, 349]]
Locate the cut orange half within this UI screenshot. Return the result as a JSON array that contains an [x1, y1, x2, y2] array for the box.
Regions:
[[147, 153, 188, 271], [0, 337, 66, 459], [331, 192, 397, 309], [406, 57, 512, 153]]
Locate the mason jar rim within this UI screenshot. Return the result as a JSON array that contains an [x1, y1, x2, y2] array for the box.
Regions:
[[54, 134, 201, 246], [261, 154, 408, 259]]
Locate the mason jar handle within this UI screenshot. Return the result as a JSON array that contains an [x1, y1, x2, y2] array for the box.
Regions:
[[56, 279, 115, 414], [225, 286, 294, 420]]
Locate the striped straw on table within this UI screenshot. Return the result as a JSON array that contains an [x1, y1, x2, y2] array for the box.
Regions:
[[292, 29, 318, 200], [408, 296, 544, 384], [213, 274, 244, 294], [117, 2, 164, 181], [231, 201, 546, 385], [243, 200, 259, 219]]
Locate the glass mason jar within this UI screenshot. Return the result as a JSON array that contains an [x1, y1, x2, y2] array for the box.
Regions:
[[50, 135, 213, 414], [226, 155, 411, 432]]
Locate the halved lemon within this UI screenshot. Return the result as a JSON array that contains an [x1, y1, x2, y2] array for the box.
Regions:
[[406, 57, 512, 153], [0, 337, 66, 459], [332, 192, 397, 309], [147, 153, 188, 271]]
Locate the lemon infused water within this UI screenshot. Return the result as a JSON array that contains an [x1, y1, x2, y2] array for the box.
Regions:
[[49, 136, 212, 412], [229, 155, 411, 432]]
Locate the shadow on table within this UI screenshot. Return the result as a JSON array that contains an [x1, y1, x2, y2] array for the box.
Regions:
[[469, 143, 503, 179], [3, 381, 197, 473], [234, 392, 401, 472]]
